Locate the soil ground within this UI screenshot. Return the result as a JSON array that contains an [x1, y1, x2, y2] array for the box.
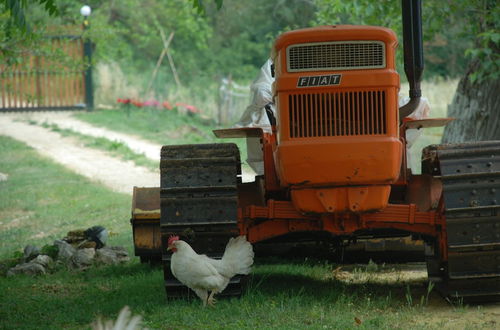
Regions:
[[1, 110, 498, 327], [0, 111, 158, 194]]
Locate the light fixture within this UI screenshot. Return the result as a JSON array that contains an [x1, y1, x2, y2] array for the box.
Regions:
[[80, 5, 91, 17]]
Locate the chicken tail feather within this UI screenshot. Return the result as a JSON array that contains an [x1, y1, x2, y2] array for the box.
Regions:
[[221, 235, 254, 276]]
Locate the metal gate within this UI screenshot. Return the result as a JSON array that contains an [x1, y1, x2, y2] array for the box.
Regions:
[[0, 33, 91, 112]]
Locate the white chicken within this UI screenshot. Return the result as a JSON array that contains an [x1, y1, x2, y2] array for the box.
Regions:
[[167, 235, 254, 306]]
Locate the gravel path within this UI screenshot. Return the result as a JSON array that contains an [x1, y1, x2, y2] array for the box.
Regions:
[[0, 111, 254, 194], [0, 112, 159, 195], [13, 111, 163, 160]]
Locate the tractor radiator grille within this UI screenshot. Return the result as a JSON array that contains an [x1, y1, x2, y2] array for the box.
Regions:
[[288, 91, 387, 138], [287, 41, 385, 72]]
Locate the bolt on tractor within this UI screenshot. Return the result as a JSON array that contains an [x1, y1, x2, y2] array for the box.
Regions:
[[131, 0, 500, 302]]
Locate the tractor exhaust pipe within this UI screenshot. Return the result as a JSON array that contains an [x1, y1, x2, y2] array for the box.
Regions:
[[399, 0, 424, 120]]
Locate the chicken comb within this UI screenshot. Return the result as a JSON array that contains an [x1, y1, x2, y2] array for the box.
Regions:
[[168, 235, 180, 245]]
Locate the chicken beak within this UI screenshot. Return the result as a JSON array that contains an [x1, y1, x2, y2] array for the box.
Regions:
[[167, 245, 172, 251]]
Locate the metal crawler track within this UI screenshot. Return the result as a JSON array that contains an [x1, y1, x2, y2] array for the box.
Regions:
[[159, 143, 245, 299], [423, 141, 500, 301]]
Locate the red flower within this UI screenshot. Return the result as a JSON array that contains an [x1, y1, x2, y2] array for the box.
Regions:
[[131, 100, 143, 107], [175, 102, 201, 114], [162, 101, 173, 110], [117, 98, 131, 104]]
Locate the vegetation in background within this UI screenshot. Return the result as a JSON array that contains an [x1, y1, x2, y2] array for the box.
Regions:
[[2, 1, 488, 109]]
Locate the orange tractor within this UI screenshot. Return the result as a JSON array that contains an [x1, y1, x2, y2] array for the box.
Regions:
[[131, 0, 500, 301]]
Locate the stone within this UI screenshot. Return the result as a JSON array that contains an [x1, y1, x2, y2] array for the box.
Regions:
[[7, 262, 46, 276], [0, 172, 8, 182], [30, 255, 53, 268], [54, 239, 76, 261], [95, 246, 129, 265], [109, 246, 129, 261], [64, 229, 86, 245], [23, 245, 40, 262], [71, 248, 95, 269]]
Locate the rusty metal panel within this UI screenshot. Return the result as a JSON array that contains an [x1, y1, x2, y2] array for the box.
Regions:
[[133, 225, 161, 251], [132, 187, 160, 218]]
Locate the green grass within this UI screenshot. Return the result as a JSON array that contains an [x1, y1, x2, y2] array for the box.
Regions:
[[0, 135, 489, 329], [0, 136, 132, 259]]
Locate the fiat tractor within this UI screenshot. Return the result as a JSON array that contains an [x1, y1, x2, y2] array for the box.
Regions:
[[131, 0, 500, 301]]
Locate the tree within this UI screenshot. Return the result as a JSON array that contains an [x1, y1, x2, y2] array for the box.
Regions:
[[0, 0, 58, 63], [442, 0, 499, 142]]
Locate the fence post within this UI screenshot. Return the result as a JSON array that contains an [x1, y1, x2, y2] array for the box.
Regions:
[[82, 7, 94, 111]]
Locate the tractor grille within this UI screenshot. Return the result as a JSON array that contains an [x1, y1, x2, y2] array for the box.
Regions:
[[287, 41, 385, 72], [288, 91, 387, 138]]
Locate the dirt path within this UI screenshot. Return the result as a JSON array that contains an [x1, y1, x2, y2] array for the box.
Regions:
[[18, 111, 163, 160], [0, 111, 255, 194], [0, 112, 158, 195]]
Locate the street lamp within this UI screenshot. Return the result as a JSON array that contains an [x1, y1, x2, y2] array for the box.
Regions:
[[80, 5, 91, 17], [81, 5, 94, 110]]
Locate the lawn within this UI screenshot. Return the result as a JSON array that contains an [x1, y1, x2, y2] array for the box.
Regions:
[[0, 135, 461, 329]]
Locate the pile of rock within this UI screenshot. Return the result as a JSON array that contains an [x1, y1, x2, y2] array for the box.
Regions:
[[6, 226, 129, 277]]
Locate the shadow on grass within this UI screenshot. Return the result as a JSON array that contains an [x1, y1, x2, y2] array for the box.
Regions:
[[249, 271, 422, 301]]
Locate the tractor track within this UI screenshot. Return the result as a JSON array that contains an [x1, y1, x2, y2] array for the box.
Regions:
[[159, 143, 246, 299], [424, 141, 500, 301]]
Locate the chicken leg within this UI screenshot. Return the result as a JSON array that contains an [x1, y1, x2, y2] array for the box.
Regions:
[[193, 288, 209, 307], [207, 291, 217, 307]]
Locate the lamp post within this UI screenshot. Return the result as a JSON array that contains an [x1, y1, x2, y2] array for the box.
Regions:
[[81, 5, 94, 110]]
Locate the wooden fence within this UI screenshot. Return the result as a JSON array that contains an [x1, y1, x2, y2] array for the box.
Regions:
[[218, 77, 249, 125], [0, 35, 89, 111]]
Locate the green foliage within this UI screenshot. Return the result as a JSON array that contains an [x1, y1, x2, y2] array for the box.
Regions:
[[313, 0, 498, 82], [191, 0, 222, 13], [40, 244, 59, 259], [2, 0, 497, 117], [313, 0, 470, 79], [0, 0, 58, 33], [463, 1, 499, 83]]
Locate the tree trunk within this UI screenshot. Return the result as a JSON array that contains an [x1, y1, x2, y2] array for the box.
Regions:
[[442, 61, 500, 143]]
